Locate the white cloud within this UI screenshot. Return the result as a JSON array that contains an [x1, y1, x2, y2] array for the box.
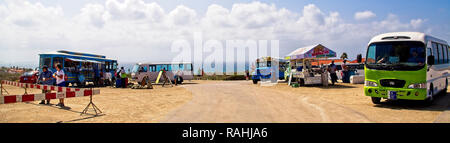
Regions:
[[104, 0, 164, 21], [169, 5, 197, 25], [410, 19, 424, 29], [354, 11, 376, 20], [0, 1, 435, 65]]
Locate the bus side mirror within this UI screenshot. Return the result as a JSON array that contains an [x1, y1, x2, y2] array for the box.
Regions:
[[427, 56, 434, 66]]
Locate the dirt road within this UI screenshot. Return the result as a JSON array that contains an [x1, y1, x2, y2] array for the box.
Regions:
[[161, 81, 449, 123], [162, 81, 369, 123]]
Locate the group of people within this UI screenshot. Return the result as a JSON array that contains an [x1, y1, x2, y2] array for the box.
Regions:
[[115, 67, 128, 88], [326, 60, 350, 85], [37, 64, 66, 107]]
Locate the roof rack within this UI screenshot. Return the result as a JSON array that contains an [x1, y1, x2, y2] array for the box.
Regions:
[[381, 36, 411, 40], [57, 50, 106, 58]]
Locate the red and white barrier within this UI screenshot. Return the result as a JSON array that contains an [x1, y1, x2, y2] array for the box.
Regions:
[[1, 80, 95, 93], [0, 80, 100, 104]]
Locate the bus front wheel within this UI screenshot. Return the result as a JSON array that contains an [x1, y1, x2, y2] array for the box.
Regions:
[[444, 78, 448, 95], [371, 97, 381, 104], [425, 84, 434, 106]]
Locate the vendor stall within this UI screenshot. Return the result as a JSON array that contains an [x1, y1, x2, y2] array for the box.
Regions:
[[285, 44, 337, 87]]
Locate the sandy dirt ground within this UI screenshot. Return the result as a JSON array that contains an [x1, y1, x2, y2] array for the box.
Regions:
[[1, 80, 449, 123], [162, 80, 449, 123], [0, 84, 192, 123]]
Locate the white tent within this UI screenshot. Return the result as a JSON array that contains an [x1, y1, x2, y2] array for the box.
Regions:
[[285, 44, 337, 60]]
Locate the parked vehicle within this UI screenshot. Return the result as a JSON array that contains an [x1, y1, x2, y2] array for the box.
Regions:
[[39, 50, 118, 87], [364, 32, 449, 105], [131, 62, 194, 85], [19, 71, 39, 83], [251, 57, 288, 84], [332, 63, 364, 81]]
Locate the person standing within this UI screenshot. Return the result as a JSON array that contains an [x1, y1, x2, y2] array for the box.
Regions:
[[245, 70, 249, 81], [341, 60, 349, 83], [53, 64, 66, 107], [328, 60, 338, 85], [161, 68, 169, 87], [119, 67, 127, 88], [38, 65, 53, 105]]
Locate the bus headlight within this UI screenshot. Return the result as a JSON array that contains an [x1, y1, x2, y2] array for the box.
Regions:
[[408, 83, 426, 89], [365, 80, 378, 87]]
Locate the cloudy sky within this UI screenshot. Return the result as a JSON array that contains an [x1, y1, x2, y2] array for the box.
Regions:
[[0, 0, 449, 67]]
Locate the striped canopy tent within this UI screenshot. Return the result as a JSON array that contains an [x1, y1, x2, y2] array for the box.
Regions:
[[285, 44, 337, 60]]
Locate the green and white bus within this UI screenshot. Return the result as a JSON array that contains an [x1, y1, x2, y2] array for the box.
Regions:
[[365, 32, 449, 105]]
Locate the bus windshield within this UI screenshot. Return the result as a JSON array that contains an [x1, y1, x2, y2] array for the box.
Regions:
[[366, 41, 426, 71], [257, 61, 271, 68]]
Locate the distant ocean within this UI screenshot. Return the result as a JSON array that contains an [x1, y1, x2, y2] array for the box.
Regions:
[[1, 61, 252, 75]]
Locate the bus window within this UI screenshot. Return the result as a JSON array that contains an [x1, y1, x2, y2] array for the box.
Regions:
[[64, 59, 79, 73], [439, 44, 444, 64], [112, 61, 117, 70], [53, 57, 64, 68], [185, 64, 192, 71], [149, 65, 156, 72], [447, 45, 449, 63], [432, 43, 439, 64], [139, 66, 148, 72], [179, 64, 184, 70], [41, 57, 51, 68], [166, 65, 172, 71], [172, 64, 179, 71], [156, 65, 161, 71], [105, 62, 110, 71], [160, 65, 168, 71], [441, 44, 447, 64]]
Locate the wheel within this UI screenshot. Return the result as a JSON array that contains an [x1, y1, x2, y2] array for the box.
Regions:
[[444, 78, 448, 95], [425, 84, 434, 106], [252, 79, 258, 84], [371, 97, 381, 104], [299, 79, 305, 86]]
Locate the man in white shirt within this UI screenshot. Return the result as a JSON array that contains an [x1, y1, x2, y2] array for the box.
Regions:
[[53, 64, 66, 107]]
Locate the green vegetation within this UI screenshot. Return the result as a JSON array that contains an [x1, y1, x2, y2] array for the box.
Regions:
[[0, 71, 21, 81], [0, 66, 32, 82]]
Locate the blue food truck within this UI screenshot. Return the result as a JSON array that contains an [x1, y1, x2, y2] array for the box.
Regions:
[[251, 57, 288, 84], [39, 50, 118, 87]]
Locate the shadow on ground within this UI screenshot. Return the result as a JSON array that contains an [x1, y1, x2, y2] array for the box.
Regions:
[[59, 114, 105, 123], [25, 102, 104, 123], [315, 84, 358, 89], [374, 91, 450, 111]]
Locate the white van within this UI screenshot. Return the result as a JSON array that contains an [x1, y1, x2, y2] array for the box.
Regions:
[[131, 62, 194, 84]]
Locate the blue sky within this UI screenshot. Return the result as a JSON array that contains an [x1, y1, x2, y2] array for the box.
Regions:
[[0, 0, 449, 68]]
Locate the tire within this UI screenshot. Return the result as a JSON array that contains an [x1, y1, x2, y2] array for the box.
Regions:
[[444, 78, 448, 95], [371, 97, 381, 104], [299, 79, 305, 86], [425, 84, 434, 106], [252, 79, 258, 84]]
